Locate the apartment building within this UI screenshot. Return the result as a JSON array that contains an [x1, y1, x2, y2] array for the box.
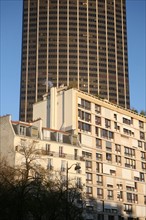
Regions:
[[20, 0, 130, 122], [0, 115, 86, 191], [33, 87, 146, 220]]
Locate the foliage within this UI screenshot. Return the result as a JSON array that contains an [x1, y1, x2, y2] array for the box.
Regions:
[[140, 110, 146, 116], [0, 145, 85, 220], [131, 108, 146, 116], [130, 107, 138, 113]]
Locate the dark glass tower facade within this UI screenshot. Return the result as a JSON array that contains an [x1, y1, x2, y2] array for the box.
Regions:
[[20, 0, 130, 121]]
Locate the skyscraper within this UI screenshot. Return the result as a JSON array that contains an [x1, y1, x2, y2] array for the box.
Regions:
[[20, 0, 130, 122]]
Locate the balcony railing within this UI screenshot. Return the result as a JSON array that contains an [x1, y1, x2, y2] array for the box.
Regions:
[[41, 150, 84, 162]]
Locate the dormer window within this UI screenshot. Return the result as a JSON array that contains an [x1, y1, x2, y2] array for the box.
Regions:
[[20, 126, 26, 136], [31, 126, 38, 138]]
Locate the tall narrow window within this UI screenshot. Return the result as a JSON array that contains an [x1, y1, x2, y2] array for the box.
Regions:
[[97, 188, 103, 199], [59, 146, 64, 157], [86, 186, 92, 195], [74, 149, 78, 160], [61, 160, 66, 172], [107, 190, 113, 200], [76, 177, 82, 188], [46, 144, 50, 154], [47, 158, 53, 170]]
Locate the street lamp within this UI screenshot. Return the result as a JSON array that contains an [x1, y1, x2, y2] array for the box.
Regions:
[[66, 162, 81, 220]]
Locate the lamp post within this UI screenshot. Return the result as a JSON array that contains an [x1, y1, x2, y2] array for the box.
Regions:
[[66, 162, 81, 220]]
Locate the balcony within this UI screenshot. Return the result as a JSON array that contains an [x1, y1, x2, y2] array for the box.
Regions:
[[59, 153, 66, 158], [42, 150, 54, 156], [41, 150, 84, 162]]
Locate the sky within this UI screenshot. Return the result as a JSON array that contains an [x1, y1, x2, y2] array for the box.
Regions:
[[0, 0, 146, 121]]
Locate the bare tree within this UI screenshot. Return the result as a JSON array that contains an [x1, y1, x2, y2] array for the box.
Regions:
[[0, 143, 85, 220]]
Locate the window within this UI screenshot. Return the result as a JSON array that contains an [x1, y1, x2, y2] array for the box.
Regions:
[[79, 99, 91, 110], [140, 172, 145, 181], [127, 193, 138, 203], [96, 153, 102, 161], [47, 158, 53, 170], [115, 144, 121, 152], [105, 118, 111, 128], [59, 146, 64, 157], [117, 191, 123, 200], [61, 160, 66, 172], [74, 149, 78, 160], [76, 177, 82, 188], [114, 122, 120, 131], [138, 140, 142, 148], [78, 121, 91, 132], [106, 153, 112, 161], [86, 186, 92, 195], [126, 186, 134, 191], [96, 175, 103, 185], [140, 131, 145, 140], [115, 155, 121, 164], [134, 182, 137, 190], [58, 133, 63, 142], [97, 188, 103, 198], [106, 141, 112, 151], [82, 151, 92, 159], [86, 160, 92, 169], [43, 129, 50, 140], [125, 158, 136, 169], [110, 170, 116, 175], [96, 138, 102, 148], [20, 126, 26, 135], [142, 162, 146, 171], [107, 184, 113, 188], [101, 129, 114, 139], [95, 127, 99, 136], [86, 173, 92, 182], [95, 104, 101, 114], [31, 126, 39, 138], [95, 116, 101, 125], [141, 151, 146, 160], [78, 110, 91, 122], [109, 131, 114, 139], [144, 196, 146, 205], [123, 117, 131, 125], [124, 204, 132, 213], [124, 147, 135, 157], [123, 128, 134, 136], [114, 113, 117, 120], [139, 120, 144, 129], [117, 184, 123, 189], [101, 129, 108, 138], [46, 144, 50, 154], [107, 190, 113, 200], [96, 162, 102, 173]]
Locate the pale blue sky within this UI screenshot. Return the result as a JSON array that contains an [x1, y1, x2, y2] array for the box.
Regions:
[[0, 0, 146, 120]]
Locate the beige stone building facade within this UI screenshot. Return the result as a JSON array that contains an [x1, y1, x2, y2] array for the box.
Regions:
[[0, 115, 86, 194], [33, 87, 146, 220]]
